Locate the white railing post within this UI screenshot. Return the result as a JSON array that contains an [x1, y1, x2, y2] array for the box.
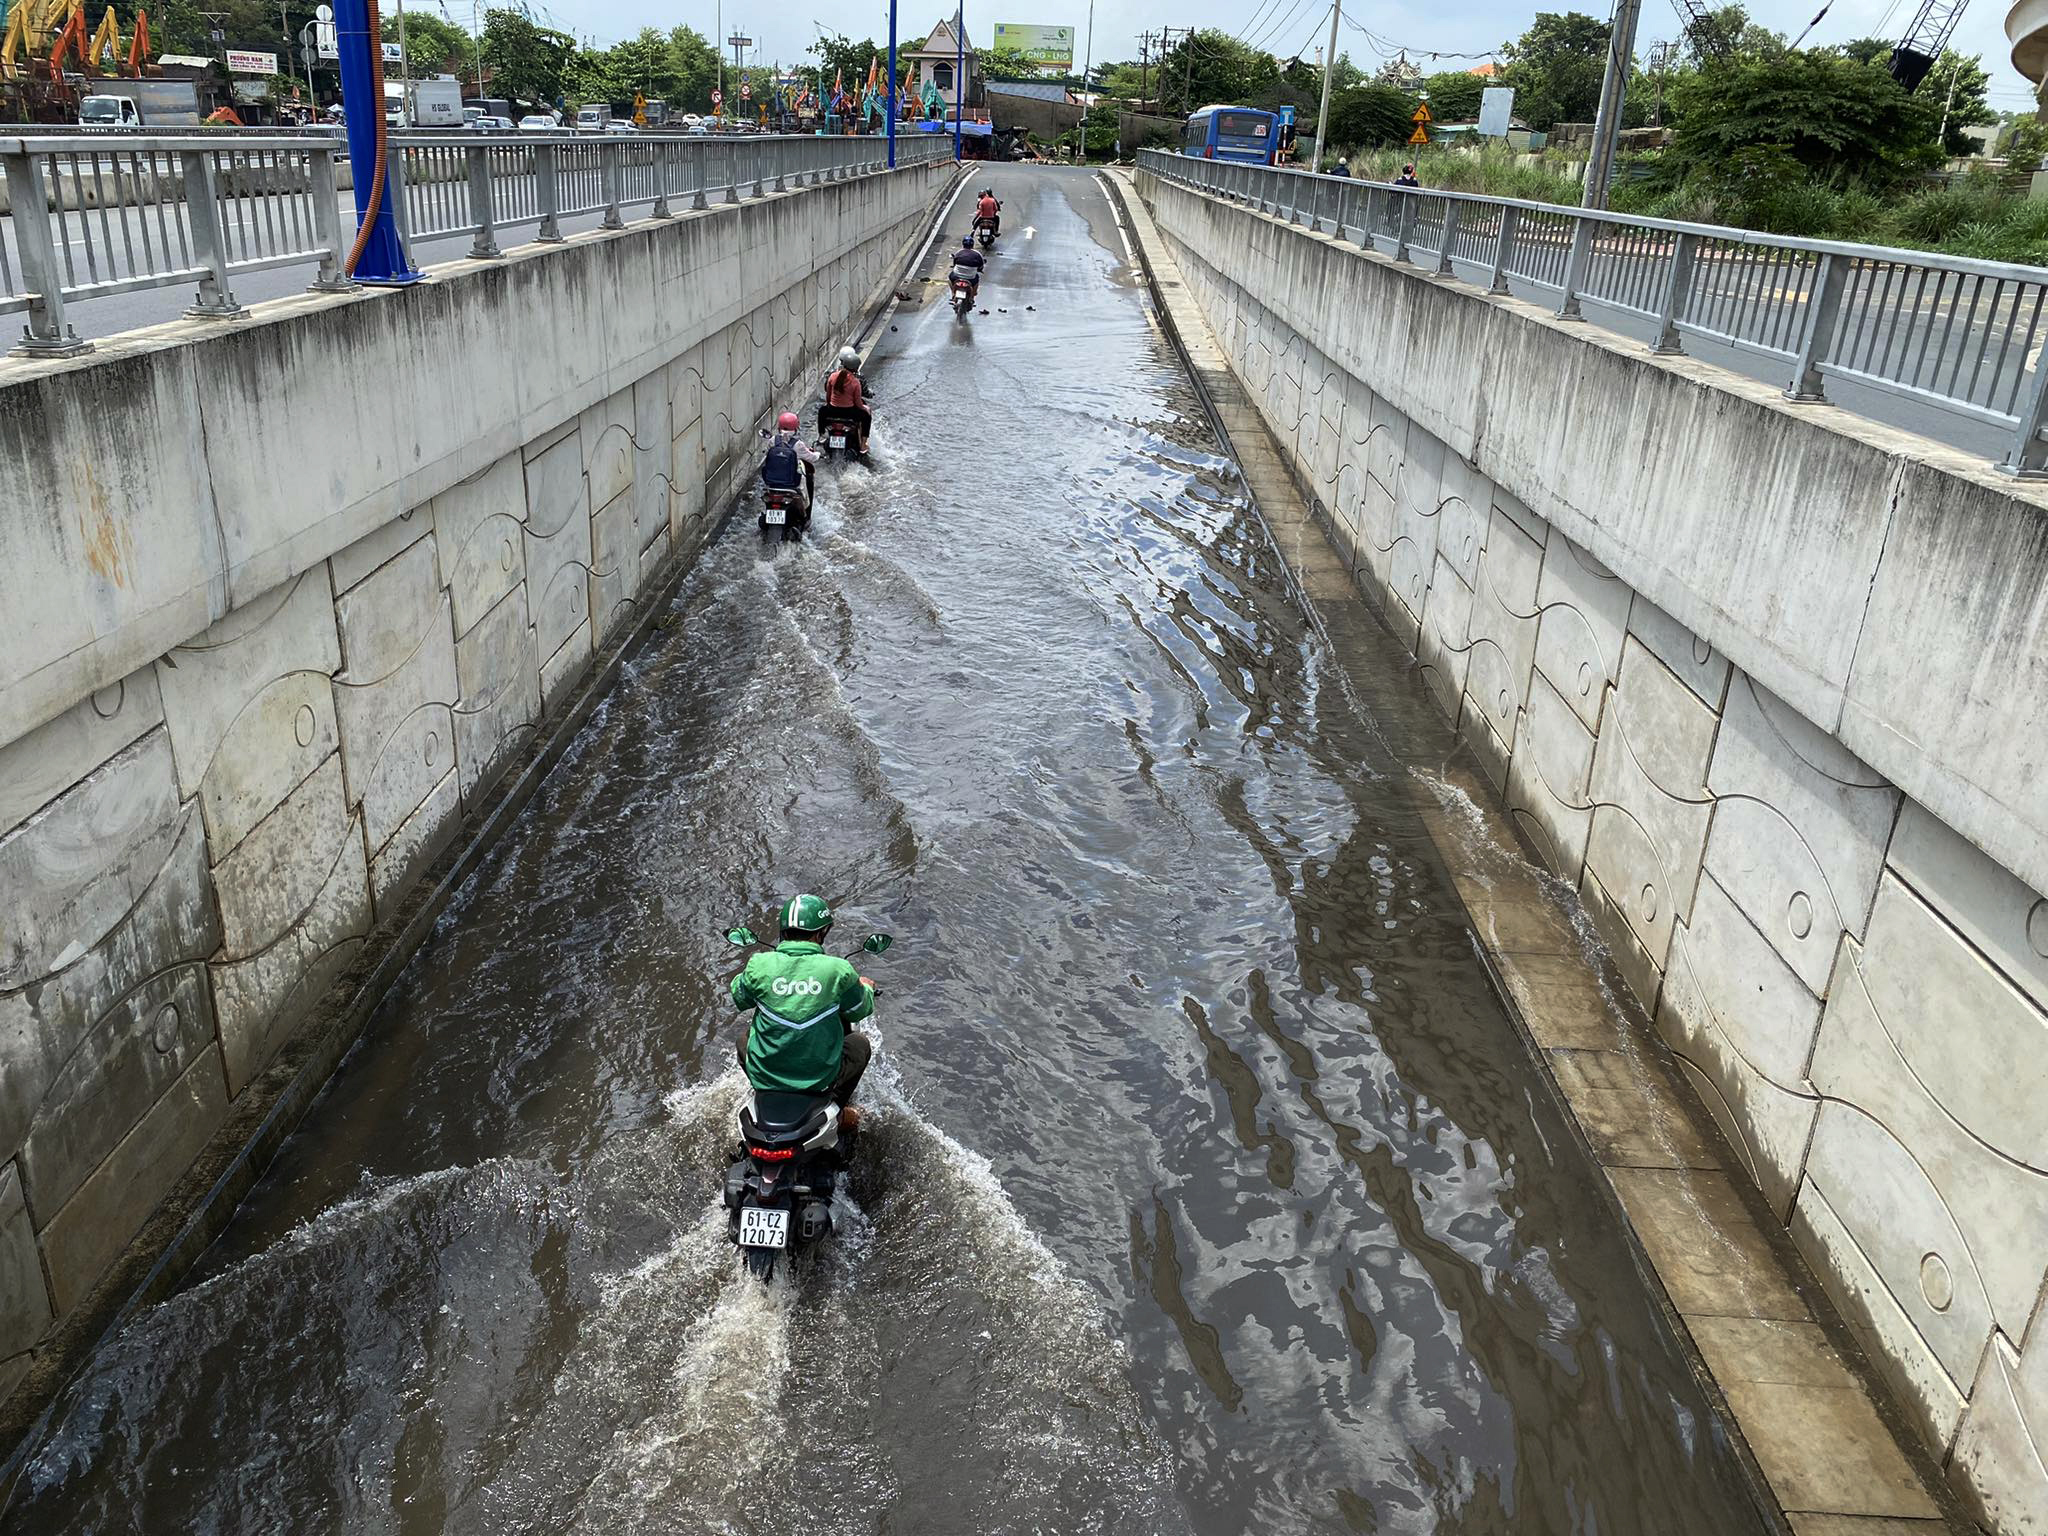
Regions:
[[2, 149, 89, 356], [534, 142, 563, 242], [178, 149, 246, 318], [465, 145, 501, 256], [1488, 205, 1519, 294], [1785, 252, 1848, 401], [1652, 231, 1697, 354], [308, 144, 354, 291]]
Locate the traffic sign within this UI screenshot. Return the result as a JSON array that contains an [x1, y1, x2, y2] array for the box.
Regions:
[[1411, 103, 1431, 123], [711, 87, 723, 105], [1408, 124, 1429, 144], [740, 80, 751, 99]]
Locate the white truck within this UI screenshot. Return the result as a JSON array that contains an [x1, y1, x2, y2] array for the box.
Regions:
[[573, 103, 611, 132], [411, 78, 464, 127], [77, 79, 203, 126]]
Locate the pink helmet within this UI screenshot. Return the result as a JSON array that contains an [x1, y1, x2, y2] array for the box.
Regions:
[[777, 411, 799, 432]]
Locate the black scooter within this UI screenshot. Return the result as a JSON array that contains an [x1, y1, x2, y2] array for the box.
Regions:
[[720, 926, 893, 1281]]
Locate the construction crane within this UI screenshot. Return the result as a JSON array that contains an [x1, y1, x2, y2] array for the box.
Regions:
[[1886, 0, 1969, 90], [1668, 0, 1732, 61]]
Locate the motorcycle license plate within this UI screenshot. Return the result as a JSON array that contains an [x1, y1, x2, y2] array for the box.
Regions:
[[739, 1206, 789, 1249], [827, 432, 847, 449], [763, 505, 787, 526]]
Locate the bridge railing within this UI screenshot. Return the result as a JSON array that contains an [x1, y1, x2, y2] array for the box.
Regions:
[[1138, 148, 2048, 476], [0, 129, 949, 358]]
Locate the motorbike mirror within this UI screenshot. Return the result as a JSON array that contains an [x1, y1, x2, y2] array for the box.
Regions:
[[725, 926, 760, 947], [861, 933, 893, 954]]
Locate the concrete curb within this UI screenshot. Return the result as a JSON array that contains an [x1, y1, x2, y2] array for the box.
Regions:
[[0, 159, 962, 1503], [1100, 165, 1973, 1536]]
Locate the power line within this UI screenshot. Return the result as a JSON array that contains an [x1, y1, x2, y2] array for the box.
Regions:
[[1234, 0, 1290, 48], [1247, 0, 1322, 54]]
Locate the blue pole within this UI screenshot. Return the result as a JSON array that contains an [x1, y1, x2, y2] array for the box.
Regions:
[[954, 0, 963, 161], [335, 0, 418, 283], [886, 0, 897, 167]]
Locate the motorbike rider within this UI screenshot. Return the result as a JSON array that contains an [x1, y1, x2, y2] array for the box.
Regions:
[[974, 187, 1001, 237], [760, 411, 818, 512], [950, 233, 986, 302], [823, 344, 874, 455], [730, 894, 875, 1123]]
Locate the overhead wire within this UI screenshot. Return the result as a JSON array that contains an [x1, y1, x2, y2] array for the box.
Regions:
[[1245, 0, 1323, 55]]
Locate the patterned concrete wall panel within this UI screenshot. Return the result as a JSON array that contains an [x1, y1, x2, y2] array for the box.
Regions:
[[1628, 594, 1730, 710], [1700, 799, 1850, 999], [0, 665, 163, 837], [0, 730, 182, 994], [19, 960, 215, 1220], [1491, 484, 1546, 545], [211, 754, 354, 961], [1436, 454, 1490, 588], [1792, 1174, 1971, 1452], [332, 537, 458, 857], [1464, 507, 1543, 749], [641, 525, 673, 590], [671, 418, 706, 543], [1858, 873, 2048, 1168], [329, 506, 431, 596], [1364, 392, 1404, 497], [0, 1163, 49, 1389], [540, 618, 594, 715], [1951, 1324, 2048, 1534], [452, 584, 540, 811], [368, 767, 458, 920], [1457, 693, 1513, 798], [1886, 801, 2048, 1020], [1417, 555, 1473, 721], [35, 1045, 226, 1313], [0, 807, 215, 1166], [1533, 533, 1631, 735], [1657, 870, 1822, 1217], [212, 807, 369, 1096], [1311, 368, 1344, 498], [666, 342, 705, 444], [581, 388, 635, 513], [1583, 637, 1719, 964], [590, 488, 639, 644], [432, 454, 526, 639], [1507, 667, 1598, 881], [1708, 674, 1897, 966], [632, 372, 668, 562], [1811, 933, 2048, 1348], [523, 431, 595, 665]]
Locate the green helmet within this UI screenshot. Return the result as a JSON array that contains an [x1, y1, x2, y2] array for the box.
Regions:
[[778, 893, 834, 936]]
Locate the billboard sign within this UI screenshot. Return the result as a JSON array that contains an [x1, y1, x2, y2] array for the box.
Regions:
[[225, 48, 276, 74], [991, 21, 1074, 70], [1478, 85, 1514, 137]]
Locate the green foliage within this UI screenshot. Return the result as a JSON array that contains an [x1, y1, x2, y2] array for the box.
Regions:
[[383, 12, 472, 76], [1923, 50, 1997, 156], [481, 9, 574, 109], [1665, 49, 1941, 186], [1500, 11, 1610, 131], [980, 42, 1042, 81], [1686, 4, 1783, 60], [1344, 143, 1588, 201], [808, 33, 883, 97], [2001, 117, 2048, 172], [1153, 28, 1280, 117], [1420, 70, 1485, 121], [1324, 84, 1417, 149]]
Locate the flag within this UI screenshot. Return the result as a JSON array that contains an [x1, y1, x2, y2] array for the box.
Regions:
[[833, 65, 843, 98]]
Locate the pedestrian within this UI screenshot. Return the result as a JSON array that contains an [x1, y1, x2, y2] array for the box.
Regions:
[[1330, 158, 1351, 177], [1394, 162, 1420, 187]]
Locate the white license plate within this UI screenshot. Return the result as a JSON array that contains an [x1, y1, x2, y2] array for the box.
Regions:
[[827, 432, 846, 449], [763, 505, 787, 526], [738, 1206, 789, 1249]]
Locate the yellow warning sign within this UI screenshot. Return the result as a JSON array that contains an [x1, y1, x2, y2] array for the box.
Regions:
[[633, 91, 648, 126], [1408, 124, 1429, 144], [1411, 103, 1432, 123]]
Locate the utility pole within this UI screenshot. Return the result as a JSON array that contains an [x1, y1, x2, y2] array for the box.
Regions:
[[1138, 30, 1149, 110], [392, 0, 411, 123], [1938, 53, 1964, 146], [1582, 0, 1643, 210], [280, 0, 300, 106], [1309, 0, 1340, 173], [1076, 0, 1092, 159]]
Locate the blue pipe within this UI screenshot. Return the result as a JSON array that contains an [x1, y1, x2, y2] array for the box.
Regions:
[[886, 0, 897, 168], [954, 0, 963, 161], [335, 0, 418, 283]]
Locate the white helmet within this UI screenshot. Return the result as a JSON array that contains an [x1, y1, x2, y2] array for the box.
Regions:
[[837, 345, 860, 369]]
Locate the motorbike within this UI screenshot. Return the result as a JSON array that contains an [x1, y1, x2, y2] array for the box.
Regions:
[[720, 927, 893, 1281], [758, 484, 810, 540], [818, 402, 872, 461], [974, 216, 996, 250], [950, 271, 978, 318]]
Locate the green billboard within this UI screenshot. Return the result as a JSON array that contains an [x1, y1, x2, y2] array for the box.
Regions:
[[991, 22, 1075, 69]]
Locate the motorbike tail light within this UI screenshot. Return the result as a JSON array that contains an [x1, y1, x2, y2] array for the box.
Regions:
[[749, 1145, 796, 1161], [1204, 146, 1214, 159]]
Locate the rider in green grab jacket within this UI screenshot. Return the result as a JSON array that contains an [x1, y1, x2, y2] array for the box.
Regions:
[[730, 893, 875, 1107]]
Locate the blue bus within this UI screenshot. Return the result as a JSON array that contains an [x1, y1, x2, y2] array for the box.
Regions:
[[1183, 105, 1278, 165]]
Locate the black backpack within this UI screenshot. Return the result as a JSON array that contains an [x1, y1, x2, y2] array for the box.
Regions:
[[762, 438, 800, 487]]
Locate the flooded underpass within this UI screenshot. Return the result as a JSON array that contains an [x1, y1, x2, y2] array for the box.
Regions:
[[3, 166, 1769, 1536]]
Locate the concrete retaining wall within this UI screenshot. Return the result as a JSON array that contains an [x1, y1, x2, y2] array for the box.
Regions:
[[0, 157, 952, 1419], [1138, 166, 2048, 1535]]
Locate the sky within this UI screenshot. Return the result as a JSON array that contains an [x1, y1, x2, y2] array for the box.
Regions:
[[499, 0, 2041, 111]]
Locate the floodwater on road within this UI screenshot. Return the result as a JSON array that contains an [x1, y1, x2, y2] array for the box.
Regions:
[[2, 166, 1766, 1536]]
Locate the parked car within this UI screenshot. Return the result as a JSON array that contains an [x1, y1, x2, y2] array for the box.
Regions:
[[603, 120, 638, 134], [518, 114, 558, 132], [686, 119, 710, 135], [680, 112, 703, 127], [472, 115, 516, 131]]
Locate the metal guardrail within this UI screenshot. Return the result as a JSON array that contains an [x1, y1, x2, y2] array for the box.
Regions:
[[0, 130, 950, 359], [1137, 148, 2048, 477]]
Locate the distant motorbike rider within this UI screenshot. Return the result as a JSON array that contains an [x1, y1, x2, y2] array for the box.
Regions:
[[974, 188, 1001, 237], [730, 894, 875, 1120], [760, 411, 818, 512], [950, 234, 986, 301], [823, 344, 874, 455]]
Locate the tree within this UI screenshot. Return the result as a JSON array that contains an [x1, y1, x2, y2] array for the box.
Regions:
[[1500, 11, 1611, 130], [1687, 4, 1783, 60], [1153, 28, 1280, 117], [1420, 69, 1485, 120], [1666, 49, 1942, 185], [383, 11, 472, 77], [481, 9, 573, 108], [808, 32, 884, 100], [1324, 84, 1420, 148], [980, 42, 1041, 81], [667, 26, 718, 110], [1923, 49, 1996, 156]]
